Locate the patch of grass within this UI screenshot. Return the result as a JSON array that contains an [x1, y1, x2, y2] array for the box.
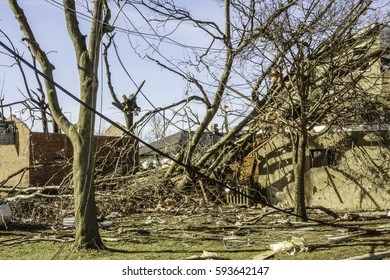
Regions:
[[1, 209, 389, 260]]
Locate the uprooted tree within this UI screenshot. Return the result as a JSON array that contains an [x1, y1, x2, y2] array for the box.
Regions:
[[8, 0, 113, 250], [132, 0, 390, 219]]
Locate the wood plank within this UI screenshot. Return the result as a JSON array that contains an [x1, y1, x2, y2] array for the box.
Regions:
[[252, 250, 277, 260]]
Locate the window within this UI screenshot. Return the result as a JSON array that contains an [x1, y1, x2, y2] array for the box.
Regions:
[[310, 149, 327, 168], [351, 46, 370, 71], [310, 148, 338, 168], [381, 56, 390, 72], [0, 122, 15, 145], [327, 148, 339, 166], [353, 46, 368, 57]]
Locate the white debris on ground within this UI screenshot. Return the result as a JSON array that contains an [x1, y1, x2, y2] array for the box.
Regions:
[[269, 236, 308, 255], [62, 217, 113, 229], [186, 250, 223, 260]]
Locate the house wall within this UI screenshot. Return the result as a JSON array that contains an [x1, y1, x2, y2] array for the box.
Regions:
[[257, 129, 390, 210], [255, 26, 390, 210], [0, 118, 31, 187], [314, 26, 388, 105]]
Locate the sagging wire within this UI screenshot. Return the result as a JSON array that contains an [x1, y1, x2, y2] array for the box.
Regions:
[[45, 0, 222, 53]]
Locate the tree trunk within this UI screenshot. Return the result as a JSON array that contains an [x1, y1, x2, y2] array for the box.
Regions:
[[293, 128, 308, 222], [72, 136, 104, 250], [8, 0, 111, 250], [70, 47, 104, 250]]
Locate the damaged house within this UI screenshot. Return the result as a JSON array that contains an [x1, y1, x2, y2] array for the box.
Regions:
[[0, 117, 138, 188], [139, 127, 222, 169], [257, 125, 390, 210], [252, 24, 390, 211]]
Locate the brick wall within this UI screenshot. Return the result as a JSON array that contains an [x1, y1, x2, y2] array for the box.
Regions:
[[94, 135, 139, 176], [28, 133, 138, 186], [29, 132, 73, 186]]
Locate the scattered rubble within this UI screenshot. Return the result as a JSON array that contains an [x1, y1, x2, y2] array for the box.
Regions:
[[62, 217, 113, 229], [269, 236, 308, 255], [186, 250, 227, 260], [339, 212, 375, 221], [223, 236, 254, 249]]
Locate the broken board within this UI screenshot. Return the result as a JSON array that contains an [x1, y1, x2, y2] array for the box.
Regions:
[[252, 250, 277, 260]]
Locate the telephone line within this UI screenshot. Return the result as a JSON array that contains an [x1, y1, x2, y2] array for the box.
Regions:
[[45, 0, 223, 53]]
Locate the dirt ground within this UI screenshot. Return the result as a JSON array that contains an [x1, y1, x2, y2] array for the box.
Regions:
[[1, 206, 390, 260]]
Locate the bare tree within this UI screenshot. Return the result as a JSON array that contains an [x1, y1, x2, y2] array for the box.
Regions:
[[0, 30, 58, 132], [8, 0, 113, 250], [102, 31, 209, 141], [134, 0, 389, 216], [134, 0, 298, 189], [102, 34, 143, 131], [262, 1, 390, 221]]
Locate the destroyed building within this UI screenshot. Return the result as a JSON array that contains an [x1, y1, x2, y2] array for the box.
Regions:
[[0, 117, 138, 188], [253, 24, 390, 211]]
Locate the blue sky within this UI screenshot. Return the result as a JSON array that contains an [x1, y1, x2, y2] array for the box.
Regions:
[[1, 0, 389, 137], [0, 0, 224, 135]]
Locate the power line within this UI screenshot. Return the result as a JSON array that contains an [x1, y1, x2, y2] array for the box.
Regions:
[[45, 0, 220, 133], [44, 0, 223, 53], [117, 3, 188, 77], [46, 0, 234, 100], [0, 39, 182, 166]]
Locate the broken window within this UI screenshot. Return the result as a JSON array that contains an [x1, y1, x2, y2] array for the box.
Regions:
[[310, 148, 338, 168], [381, 56, 390, 72], [353, 47, 368, 57], [0, 122, 15, 145], [327, 148, 339, 166], [351, 46, 370, 71]]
